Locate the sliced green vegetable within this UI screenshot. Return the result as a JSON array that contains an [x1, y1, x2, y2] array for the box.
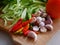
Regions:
[[21, 8, 27, 19], [0, 0, 47, 28]]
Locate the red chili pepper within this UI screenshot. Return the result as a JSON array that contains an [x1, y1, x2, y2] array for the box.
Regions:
[[10, 19, 22, 32], [12, 25, 22, 32], [15, 19, 32, 31], [22, 24, 29, 33], [23, 30, 30, 36], [22, 18, 32, 26], [10, 18, 32, 32]]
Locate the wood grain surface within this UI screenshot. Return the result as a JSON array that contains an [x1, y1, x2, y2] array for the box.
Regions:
[[0, 19, 60, 45]]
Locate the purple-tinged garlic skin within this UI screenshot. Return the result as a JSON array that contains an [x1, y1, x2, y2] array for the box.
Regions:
[[27, 31, 37, 41], [45, 24, 53, 31], [33, 26, 39, 31], [45, 16, 53, 24]]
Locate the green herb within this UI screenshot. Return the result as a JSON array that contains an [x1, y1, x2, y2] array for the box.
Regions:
[[0, 0, 47, 27]]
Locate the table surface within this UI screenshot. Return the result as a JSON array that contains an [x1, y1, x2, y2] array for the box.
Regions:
[[0, 30, 14, 45], [47, 30, 60, 45], [0, 19, 60, 45]]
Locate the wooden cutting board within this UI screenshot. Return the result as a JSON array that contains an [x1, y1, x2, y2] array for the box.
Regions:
[[0, 18, 60, 45]]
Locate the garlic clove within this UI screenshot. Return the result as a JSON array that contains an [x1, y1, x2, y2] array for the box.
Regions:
[[35, 11, 43, 16], [33, 26, 39, 31], [41, 13, 47, 18], [45, 16, 53, 24], [45, 24, 53, 31], [27, 31, 37, 41], [36, 17, 43, 23], [39, 22, 45, 27], [42, 18, 45, 22], [40, 27, 47, 33]]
